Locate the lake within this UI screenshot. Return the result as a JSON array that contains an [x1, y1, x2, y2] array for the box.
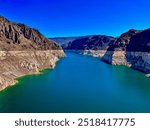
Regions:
[[0, 52, 150, 113]]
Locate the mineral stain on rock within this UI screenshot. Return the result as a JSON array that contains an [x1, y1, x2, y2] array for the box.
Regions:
[[0, 16, 64, 91]]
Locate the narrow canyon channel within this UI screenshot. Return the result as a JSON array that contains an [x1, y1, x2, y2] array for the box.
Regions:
[[0, 52, 150, 113]]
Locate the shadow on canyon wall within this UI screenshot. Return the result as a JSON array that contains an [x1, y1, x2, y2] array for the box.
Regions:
[[101, 31, 150, 74], [101, 49, 114, 64], [125, 32, 150, 74]]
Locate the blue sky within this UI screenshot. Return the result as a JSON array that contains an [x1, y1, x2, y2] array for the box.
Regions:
[[0, 0, 150, 37]]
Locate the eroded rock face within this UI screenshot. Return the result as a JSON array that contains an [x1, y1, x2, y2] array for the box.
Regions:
[[103, 29, 150, 74], [126, 52, 150, 73], [108, 29, 142, 51], [84, 50, 150, 75], [0, 50, 64, 91], [0, 16, 64, 90], [0, 16, 62, 51]]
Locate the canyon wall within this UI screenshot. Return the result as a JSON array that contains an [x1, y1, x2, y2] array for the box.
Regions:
[[60, 29, 150, 76], [0, 50, 64, 91], [82, 50, 150, 76], [0, 16, 64, 90]]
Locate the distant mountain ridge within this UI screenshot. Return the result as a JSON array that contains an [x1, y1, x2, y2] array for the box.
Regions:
[[51, 35, 99, 46], [61, 35, 116, 50], [53, 29, 150, 52], [51, 37, 81, 46]]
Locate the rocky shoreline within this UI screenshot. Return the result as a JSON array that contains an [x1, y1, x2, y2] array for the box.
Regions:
[[0, 50, 64, 91], [81, 50, 150, 76], [59, 29, 150, 77]]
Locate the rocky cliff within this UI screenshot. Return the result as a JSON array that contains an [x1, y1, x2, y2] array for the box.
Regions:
[[0, 16, 64, 90], [62, 29, 150, 76], [0, 16, 62, 51], [101, 29, 150, 75]]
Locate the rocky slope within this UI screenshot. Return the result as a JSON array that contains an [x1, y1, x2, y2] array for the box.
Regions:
[[107, 29, 142, 51], [0, 16, 62, 51], [62, 35, 116, 50], [62, 29, 150, 76], [0, 16, 64, 90], [101, 29, 150, 75]]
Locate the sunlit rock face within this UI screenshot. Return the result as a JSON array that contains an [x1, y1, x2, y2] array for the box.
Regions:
[[0, 16, 65, 90]]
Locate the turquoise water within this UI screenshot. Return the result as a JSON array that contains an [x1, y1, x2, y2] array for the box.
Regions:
[[1, 52, 150, 113]]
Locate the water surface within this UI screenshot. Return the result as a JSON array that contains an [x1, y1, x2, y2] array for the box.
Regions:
[[0, 52, 150, 113]]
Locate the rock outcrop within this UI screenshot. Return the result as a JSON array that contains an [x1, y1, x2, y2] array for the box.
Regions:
[[102, 29, 150, 74], [0, 16, 64, 91]]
